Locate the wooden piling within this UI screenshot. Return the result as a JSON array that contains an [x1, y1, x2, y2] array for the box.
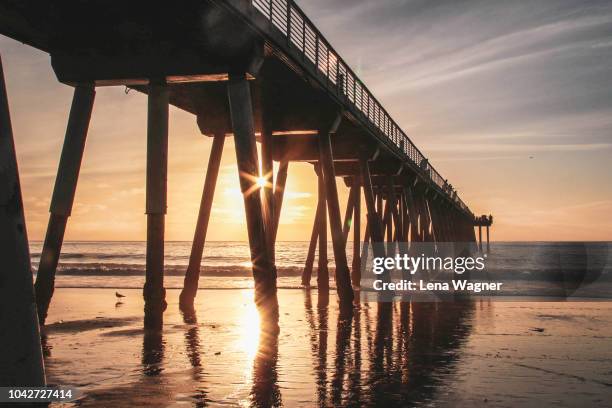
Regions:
[[315, 163, 329, 291], [360, 220, 370, 271], [144, 82, 169, 330], [422, 196, 433, 242], [440, 203, 450, 242], [376, 188, 383, 222], [415, 195, 430, 242], [342, 185, 356, 244], [427, 197, 438, 242], [302, 198, 320, 286], [272, 160, 289, 246], [0, 54, 46, 386], [261, 120, 275, 261], [227, 73, 277, 312], [441, 205, 454, 243], [35, 84, 95, 325], [391, 190, 402, 243], [351, 176, 361, 288], [404, 187, 420, 243], [383, 195, 392, 244], [486, 225, 490, 253], [180, 134, 225, 309], [359, 156, 385, 253], [478, 225, 483, 252], [386, 177, 401, 254], [317, 116, 354, 304], [434, 201, 449, 242]]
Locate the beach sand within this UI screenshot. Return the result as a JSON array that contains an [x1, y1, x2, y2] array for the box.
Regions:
[[43, 288, 612, 407]]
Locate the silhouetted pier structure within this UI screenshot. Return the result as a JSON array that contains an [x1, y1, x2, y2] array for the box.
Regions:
[[0, 0, 492, 351], [474, 215, 494, 253]]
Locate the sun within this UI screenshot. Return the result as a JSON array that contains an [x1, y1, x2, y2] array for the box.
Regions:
[[256, 176, 267, 188]]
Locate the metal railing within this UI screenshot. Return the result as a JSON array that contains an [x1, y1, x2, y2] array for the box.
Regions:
[[250, 0, 471, 215]]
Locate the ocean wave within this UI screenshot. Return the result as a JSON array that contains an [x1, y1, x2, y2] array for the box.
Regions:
[[35, 263, 311, 278], [30, 263, 612, 283]]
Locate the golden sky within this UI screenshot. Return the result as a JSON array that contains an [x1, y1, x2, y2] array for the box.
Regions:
[[2, 0, 612, 241]]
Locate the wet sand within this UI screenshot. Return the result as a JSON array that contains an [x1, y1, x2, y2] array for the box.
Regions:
[[43, 288, 612, 407]]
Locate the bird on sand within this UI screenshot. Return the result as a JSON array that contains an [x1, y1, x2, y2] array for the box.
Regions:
[[115, 291, 126, 298]]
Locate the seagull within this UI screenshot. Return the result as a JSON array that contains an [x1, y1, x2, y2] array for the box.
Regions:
[[115, 291, 126, 298]]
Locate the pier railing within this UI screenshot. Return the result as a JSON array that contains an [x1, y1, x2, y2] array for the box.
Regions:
[[250, 0, 472, 215]]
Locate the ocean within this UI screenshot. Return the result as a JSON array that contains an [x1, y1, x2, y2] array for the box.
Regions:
[[30, 241, 612, 298]]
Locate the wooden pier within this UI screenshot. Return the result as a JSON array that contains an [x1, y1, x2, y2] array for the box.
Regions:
[[0, 0, 492, 369]]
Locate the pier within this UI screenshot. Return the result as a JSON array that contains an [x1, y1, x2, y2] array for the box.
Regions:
[[0, 0, 492, 381]]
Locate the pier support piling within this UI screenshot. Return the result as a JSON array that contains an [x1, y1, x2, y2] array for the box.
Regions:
[[144, 82, 169, 330], [180, 134, 225, 310], [272, 160, 289, 246], [405, 187, 420, 244], [0, 54, 46, 386], [318, 115, 354, 305], [261, 121, 275, 261], [35, 84, 95, 325], [351, 176, 361, 288], [227, 73, 277, 313], [359, 156, 385, 255], [302, 199, 320, 286], [315, 164, 329, 291], [342, 185, 356, 244]]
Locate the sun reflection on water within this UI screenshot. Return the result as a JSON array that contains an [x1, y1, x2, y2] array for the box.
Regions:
[[236, 290, 261, 363]]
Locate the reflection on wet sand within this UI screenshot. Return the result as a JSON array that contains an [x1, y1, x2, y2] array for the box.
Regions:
[[181, 308, 209, 407], [142, 329, 164, 377], [41, 289, 475, 407], [302, 290, 474, 407], [250, 308, 282, 408]]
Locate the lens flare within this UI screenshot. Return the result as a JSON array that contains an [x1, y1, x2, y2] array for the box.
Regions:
[[256, 176, 266, 188]]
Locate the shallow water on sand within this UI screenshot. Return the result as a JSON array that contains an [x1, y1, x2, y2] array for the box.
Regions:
[[43, 289, 612, 407]]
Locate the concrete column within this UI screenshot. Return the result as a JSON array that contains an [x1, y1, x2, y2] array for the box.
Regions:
[[35, 84, 95, 325], [144, 82, 169, 330], [180, 134, 225, 310], [0, 54, 46, 386], [227, 73, 277, 313]]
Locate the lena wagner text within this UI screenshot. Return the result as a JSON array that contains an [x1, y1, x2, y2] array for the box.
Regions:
[[373, 279, 503, 293]]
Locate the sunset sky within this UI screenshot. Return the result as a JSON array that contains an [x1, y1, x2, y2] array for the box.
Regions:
[[1, 0, 611, 241]]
